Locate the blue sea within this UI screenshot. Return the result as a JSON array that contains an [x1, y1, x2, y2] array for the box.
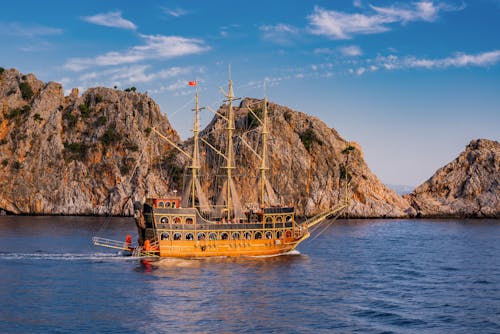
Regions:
[[1, 216, 499, 333]]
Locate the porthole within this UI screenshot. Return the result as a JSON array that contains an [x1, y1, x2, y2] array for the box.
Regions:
[[286, 216, 292, 222], [197, 232, 206, 241], [221, 232, 229, 240], [255, 232, 262, 240], [158, 201, 164, 208], [160, 216, 168, 224], [232, 232, 241, 240], [166, 202, 171, 208], [244, 232, 252, 240], [161, 232, 170, 240], [186, 218, 194, 224], [285, 230, 292, 238], [276, 231, 283, 239], [185, 233, 194, 241], [173, 217, 181, 224], [266, 217, 273, 223], [276, 216, 282, 223], [209, 232, 218, 241], [265, 231, 273, 239], [173, 232, 182, 240]]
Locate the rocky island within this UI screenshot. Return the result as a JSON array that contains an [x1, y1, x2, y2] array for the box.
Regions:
[[0, 68, 498, 218], [406, 139, 500, 218]]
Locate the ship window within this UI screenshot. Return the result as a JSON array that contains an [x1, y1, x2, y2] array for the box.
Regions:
[[265, 231, 273, 239], [173, 217, 181, 224], [286, 216, 292, 222], [286, 230, 292, 238], [209, 232, 218, 241], [161, 232, 170, 240], [158, 201, 164, 208], [160, 216, 168, 224], [276, 231, 283, 239], [266, 217, 273, 223], [221, 232, 229, 240], [232, 232, 240, 240], [244, 232, 252, 240], [255, 232, 262, 240], [197, 232, 206, 240], [185, 233, 194, 241], [186, 218, 194, 224], [276, 216, 282, 223], [166, 202, 171, 208], [172, 202, 177, 208], [173, 232, 182, 240]]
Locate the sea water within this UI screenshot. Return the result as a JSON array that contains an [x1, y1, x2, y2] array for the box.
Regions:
[[1, 216, 499, 333]]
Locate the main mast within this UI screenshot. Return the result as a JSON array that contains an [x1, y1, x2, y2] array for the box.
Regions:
[[225, 76, 236, 219], [259, 96, 269, 208], [189, 85, 201, 208]]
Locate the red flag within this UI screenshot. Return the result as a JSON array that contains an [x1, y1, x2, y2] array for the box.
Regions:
[[188, 80, 197, 86]]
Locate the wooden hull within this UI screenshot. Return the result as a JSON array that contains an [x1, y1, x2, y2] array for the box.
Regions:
[[157, 235, 308, 258]]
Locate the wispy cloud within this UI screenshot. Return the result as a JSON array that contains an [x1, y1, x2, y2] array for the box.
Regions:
[[64, 34, 210, 71], [162, 7, 189, 17], [377, 50, 500, 70], [82, 11, 137, 30], [339, 45, 363, 57], [0, 22, 63, 37], [308, 2, 464, 40], [260, 23, 300, 45]]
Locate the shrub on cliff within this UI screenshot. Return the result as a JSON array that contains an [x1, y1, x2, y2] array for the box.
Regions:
[[300, 128, 323, 152], [19, 82, 34, 101], [101, 125, 122, 146]]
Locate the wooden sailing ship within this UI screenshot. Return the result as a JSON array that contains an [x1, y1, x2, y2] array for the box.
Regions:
[[93, 76, 349, 258]]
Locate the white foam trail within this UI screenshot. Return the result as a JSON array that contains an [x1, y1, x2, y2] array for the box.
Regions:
[[250, 250, 301, 258], [0, 252, 131, 261]]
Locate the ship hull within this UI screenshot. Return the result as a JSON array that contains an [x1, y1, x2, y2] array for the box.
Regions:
[[157, 235, 307, 258]]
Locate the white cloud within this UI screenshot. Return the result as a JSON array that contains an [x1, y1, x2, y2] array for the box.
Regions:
[[260, 24, 300, 45], [0, 22, 63, 37], [339, 45, 362, 57], [377, 50, 500, 70], [356, 67, 366, 75], [64, 34, 210, 71], [353, 0, 363, 8], [82, 11, 137, 30], [308, 2, 463, 40], [162, 7, 189, 17]]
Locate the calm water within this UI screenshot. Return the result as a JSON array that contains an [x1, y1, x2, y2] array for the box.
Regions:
[[0, 217, 499, 334]]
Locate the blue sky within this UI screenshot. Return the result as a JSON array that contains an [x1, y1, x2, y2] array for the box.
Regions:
[[1, 0, 499, 186]]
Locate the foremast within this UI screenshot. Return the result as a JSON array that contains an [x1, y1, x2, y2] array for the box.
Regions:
[[189, 86, 201, 209], [222, 75, 236, 219]]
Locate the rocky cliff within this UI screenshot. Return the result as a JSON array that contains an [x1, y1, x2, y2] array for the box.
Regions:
[[406, 139, 500, 218], [0, 68, 414, 217], [0, 68, 177, 215], [169, 98, 414, 217]]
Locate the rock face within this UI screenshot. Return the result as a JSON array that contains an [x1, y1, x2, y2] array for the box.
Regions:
[[0, 68, 413, 217], [0, 68, 177, 215], [169, 98, 413, 217], [406, 139, 500, 218]]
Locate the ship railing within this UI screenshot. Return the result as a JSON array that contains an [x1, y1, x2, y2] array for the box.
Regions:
[[92, 237, 131, 251]]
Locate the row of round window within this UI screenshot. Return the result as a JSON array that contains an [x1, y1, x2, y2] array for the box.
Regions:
[[159, 217, 193, 224], [160, 230, 292, 241]]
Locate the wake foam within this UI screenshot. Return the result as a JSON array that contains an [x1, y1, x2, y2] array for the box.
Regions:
[[0, 252, 130, 261]]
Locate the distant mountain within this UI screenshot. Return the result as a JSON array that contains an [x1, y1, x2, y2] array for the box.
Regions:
[[406, 139, 500, 218], [385, 184, 415, 196]]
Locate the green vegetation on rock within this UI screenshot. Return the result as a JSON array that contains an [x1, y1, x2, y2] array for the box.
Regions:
[[19, 82, 33, 101]]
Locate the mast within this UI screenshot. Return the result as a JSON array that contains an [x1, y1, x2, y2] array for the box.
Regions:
[[225, 72, 236, 219], [189, 85, 201, 208], [259, 96, 269, 208]]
